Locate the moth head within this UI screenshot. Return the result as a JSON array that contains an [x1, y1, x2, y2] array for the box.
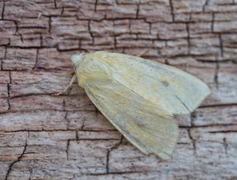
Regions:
[[71, 54, 85, 70]]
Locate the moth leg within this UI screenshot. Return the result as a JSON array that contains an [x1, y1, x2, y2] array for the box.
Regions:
[[52, 74, 76, 96], [138, 49, 149, 57], [37, 13, 42, 19]]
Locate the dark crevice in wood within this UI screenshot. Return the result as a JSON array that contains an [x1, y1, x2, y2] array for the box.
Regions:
[[63, 99, 66, 112], [80, 129, 119, 132], [195, 59, 220, 63], [94, 0, 98, 12], [48, 17, 52, 33], [7, 71, 11, 111], [219, 34, 223, 57], [223, 137, 228, 155], [1, 46, 7, 70], [186, 23, 190, 54], [1, 0, 5, 20], [106, 150, 110, 173], [128, 20, 131, 34], [29, 167, 33, 180], [5, 140, 27, 180], [76, 131, 79, 141], [70, 138, 121, 142], [136, 0, 141, 19], [9, 93, 66, 99], [32, 49, 39, 70], [0, 127, 118, 133], [88, 20, 94, 44], [169, 0, 174, 22], [186, 23, 191, 54], [114, 36, 117, 48], [199, 103, 237, 108], [187, 128, 196, 155], [191, 124, 237, 128], [19, 34, 23, 43], [0, 108, 96, 114], [0, 129, 78, 133], [81, 117, 86, 130], [1, 47, 45, 50], [72, 17, 181, 22], [179, 125, 192, 128], [65, 112, 69, 130], [78, 138, 120, 141], [81, 170, 163, 176], [57, 48, 88, 52], [54, 0, 57, 8], [40, 34, 43, 47], [12, 20, 18, 34], [208, 130, 237, 134], [9, 91, 87, 99], [1, 1, 237, 178], [61, 7, 64, 15], [66, 139, 70, 160], [211, 13, 214, 32], [190, 112, 195, 127], [214, 59, 219, 89], [203, 0, 209, 12], [106, 136, 123, 173], [0, 129, 75, 133]]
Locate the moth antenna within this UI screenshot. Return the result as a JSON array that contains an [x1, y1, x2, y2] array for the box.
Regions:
[[138, 49, 149, 57], [52, 74, 77, 96]]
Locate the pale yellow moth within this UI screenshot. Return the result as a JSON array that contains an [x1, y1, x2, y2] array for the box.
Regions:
[[60, 51, 210, 161]]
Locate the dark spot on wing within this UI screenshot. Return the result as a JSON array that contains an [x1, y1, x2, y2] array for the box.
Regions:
[[161, 80, 169, 87]]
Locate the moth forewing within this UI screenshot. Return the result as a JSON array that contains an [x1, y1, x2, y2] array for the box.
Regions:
[[70, 51, 211, 160]]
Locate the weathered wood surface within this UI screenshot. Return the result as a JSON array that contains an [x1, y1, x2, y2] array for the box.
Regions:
[[0, 0, 237, 179]]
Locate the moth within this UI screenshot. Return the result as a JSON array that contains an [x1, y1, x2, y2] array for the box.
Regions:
[[56, 51, 210, 161]]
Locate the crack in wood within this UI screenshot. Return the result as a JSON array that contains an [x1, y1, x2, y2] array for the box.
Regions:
[[203, 0, 209, 12], [54, 0, 57, 9], [187, 128, 197, 155], [106, 136, 123, 173], [88, 20, 94, 44], [1, 0, 5, 20], [223, 137, 228, 155], [1, 1, 237, 178], [94, 0, 98, 12], [186, 23, 190, 55], [48, 17, 52, 33], [211, 13, 214, 32], [136, 0, 141, 19], [169, 0, 174, 22], [5, 138, 27, 180], [7, 71, 11, 111], [66, 139, 70, 160], [218, 34, 223, 57], [214, 58, 219, 89], [76, 131, 79, 140]]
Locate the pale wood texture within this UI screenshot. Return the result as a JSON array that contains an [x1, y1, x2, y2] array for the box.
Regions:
[[0, 0, 237, 179]]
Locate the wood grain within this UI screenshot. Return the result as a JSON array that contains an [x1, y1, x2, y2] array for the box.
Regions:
[[0, 0, 237, 179]]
